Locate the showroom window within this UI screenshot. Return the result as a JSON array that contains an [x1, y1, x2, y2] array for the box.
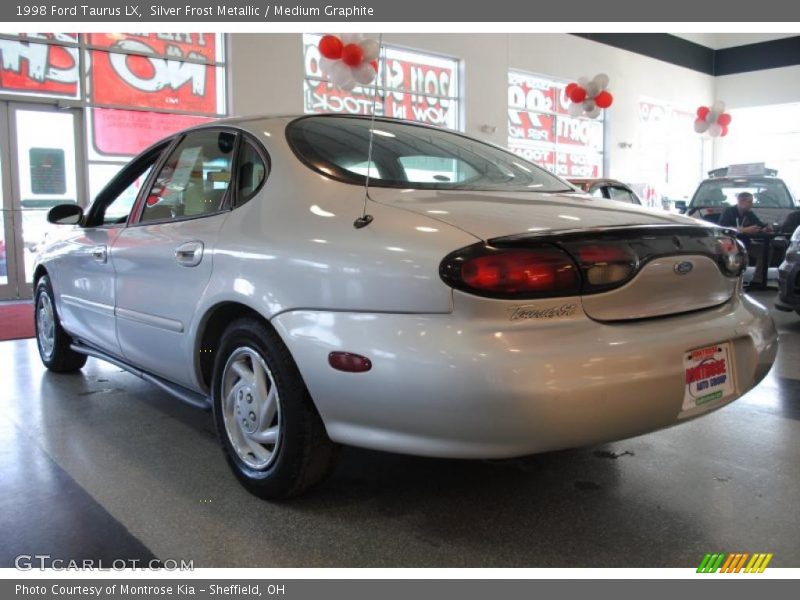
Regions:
[[507, 71, 604, 179], [713, 102, 800, 199], [637, 99, 704, 208], [0, 33, 227, 200], [302, 34, 460, 130]]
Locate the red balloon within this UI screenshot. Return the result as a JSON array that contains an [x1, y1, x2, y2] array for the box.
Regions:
[[319, 35, 343, 60], [721, 125, 729, 137], [595, 90, 613, 109], [569, 86, 587, 103], [697, 106, 710, 120], [565, 82, 578, 96], [341, 43, 365, 67], [370, 59, 378, 71], [717, 113, 732, 127]]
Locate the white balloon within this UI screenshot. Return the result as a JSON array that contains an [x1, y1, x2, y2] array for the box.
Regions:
[[577, 76, 590, 88], [568, 102, 584, 117], [331, 61, 355, 90], [593, 73, 610, 90], [585, 81, 600, 98], [319, 57, 336, 77], [585, 107, 602, 119], [353, 62, 377, 85], [708, 122, 723, 137], [707, 110, 719, 124], [712, 100, 726, 114], [341, 33, 365, 45], [359, 38, 381, 61], [583, 99, 596, 112], [694, 118, 710, 133]]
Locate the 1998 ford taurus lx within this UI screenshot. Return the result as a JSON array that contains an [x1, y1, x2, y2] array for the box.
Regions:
[[34, 115, 778, 498]]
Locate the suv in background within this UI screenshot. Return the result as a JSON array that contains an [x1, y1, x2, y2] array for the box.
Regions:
[[679, 164, 797, 228], [568, 178, 642, 205]]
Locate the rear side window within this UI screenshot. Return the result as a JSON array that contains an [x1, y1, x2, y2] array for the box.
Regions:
[[608, 186, 637, 204], [140, 130, 236, 224], [236, 140, 267, 204], [286, 116, 571, 193]]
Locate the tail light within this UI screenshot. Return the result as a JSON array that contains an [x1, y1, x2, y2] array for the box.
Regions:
[[566, 243, 638, 290], [439, 244, 580, 299], [715, 236, 747, 277]]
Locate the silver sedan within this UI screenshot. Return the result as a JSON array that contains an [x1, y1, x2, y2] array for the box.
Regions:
[[34, 115, 777, 498]]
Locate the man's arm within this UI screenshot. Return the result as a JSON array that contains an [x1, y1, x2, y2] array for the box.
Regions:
[[717, 207, 738, 228]]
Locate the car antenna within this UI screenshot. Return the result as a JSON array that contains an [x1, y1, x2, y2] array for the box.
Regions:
[[354, 33, 384, 229]]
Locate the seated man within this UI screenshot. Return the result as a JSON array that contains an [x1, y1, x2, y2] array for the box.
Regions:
[[718, 191, 773, 234]]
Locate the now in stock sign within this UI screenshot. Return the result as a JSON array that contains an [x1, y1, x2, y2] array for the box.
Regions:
[[697, 552, 774, 573]]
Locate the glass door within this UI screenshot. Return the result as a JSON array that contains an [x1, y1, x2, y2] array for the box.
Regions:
[[0, 102, 83, 299]]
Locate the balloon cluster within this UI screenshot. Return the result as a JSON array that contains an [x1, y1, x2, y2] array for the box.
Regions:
[[565, 74, 614, 119], [318, 34, 380, 91], [694, 101, 732, 137]]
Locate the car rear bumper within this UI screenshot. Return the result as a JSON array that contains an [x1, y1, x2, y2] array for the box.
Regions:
[[272, 292, 777, 459]]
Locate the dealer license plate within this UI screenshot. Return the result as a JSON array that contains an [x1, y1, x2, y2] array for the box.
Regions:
[[682, 342, 735, 415]]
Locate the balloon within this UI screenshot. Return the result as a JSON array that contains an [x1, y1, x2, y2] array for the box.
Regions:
[[370, 59, 379, 71], [341, 33, 365, 45], [583, 98, 596, 112], [721, 125, 729, 137], [331, 61, 355, 90], [359, 38, 381, 61], [708, 122, 723, 137], [584, 81, 599, 98], [568, 102, 584, 117], [565, 82, 577, 96], [717, 113, 732, 127], [595, 90, 613, 108], [341, 43, 365, 67], [569, 86, 587, 103], [707, 110, 719, 124], [577, 76, 590, 88], [694, 118, 710, 133], [319, 35, 343, 60], [697, 106, 710, 120], [712, 100, 726, 114], [593, 73, 610, 90], [319, 56, 336, 76], [353, 62, 377, 85], [585, 107, 602, 119]]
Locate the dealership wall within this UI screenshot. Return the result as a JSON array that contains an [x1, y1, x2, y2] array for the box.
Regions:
[[228, 33, 716, 185]]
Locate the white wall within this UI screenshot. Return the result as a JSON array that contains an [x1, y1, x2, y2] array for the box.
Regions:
[[228, 33, 716, 185]]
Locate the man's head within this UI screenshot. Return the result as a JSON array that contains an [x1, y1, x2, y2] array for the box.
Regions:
[[737, 191, 754, 212]]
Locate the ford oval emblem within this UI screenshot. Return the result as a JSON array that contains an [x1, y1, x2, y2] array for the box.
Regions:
[[674, 261, 694, 275]]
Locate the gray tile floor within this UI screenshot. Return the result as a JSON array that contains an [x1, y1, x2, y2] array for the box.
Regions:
[[1, 290, 798, 567]]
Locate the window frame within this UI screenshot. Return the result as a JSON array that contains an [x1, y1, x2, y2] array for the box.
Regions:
[[233, 132, 271, 207]]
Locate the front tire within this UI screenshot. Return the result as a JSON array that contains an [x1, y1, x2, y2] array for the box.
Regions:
[[211, 317, 338, 499], [34, 275, 87, 373]]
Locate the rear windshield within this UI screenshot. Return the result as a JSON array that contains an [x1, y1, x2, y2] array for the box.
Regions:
[[690, 178, 794, 208], [286, 116, 572, 192]]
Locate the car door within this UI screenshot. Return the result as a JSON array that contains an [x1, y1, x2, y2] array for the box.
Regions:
[[111, 128, 238, 388], [52, 144, 165, 355]]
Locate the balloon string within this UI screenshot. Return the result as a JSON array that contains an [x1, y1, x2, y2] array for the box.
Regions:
[[359, 32, 383, 225]]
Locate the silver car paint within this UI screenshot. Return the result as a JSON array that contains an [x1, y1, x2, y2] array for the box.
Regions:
[[34, 115, 778, 459]]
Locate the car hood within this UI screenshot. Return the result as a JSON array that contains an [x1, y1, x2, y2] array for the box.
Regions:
[[368, 188, 698, 240]]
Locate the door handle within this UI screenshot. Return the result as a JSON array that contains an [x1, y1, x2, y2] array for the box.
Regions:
[[91, 245, 107, 263], [175, 241, 204, 267]]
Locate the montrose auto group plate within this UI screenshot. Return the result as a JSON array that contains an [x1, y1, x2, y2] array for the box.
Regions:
[[682, 342, 735, 416]]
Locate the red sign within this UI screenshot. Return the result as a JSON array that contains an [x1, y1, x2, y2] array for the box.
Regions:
[[0, 34, 79, 97], [91, 108, 213, 157], [87, 34, 218, 113]]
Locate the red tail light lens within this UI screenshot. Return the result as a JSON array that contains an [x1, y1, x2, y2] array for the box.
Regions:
[[440, 245, 580, 299]]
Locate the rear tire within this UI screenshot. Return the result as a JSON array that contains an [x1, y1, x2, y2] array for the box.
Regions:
[[34, 275, 87, 373], [211, 317, 338, 499]]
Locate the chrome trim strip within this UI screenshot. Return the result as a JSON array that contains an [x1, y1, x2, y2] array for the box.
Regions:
[[60, 294, 115, 317], [115, 307, 184, 333]]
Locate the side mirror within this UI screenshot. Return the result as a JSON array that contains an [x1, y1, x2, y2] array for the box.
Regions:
[[674, 200, 687, 214], [47, 203, 83, 225]]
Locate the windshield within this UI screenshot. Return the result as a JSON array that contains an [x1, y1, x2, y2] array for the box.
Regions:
[[286, 116, 573, 192], [690, 178, 795, 209]]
